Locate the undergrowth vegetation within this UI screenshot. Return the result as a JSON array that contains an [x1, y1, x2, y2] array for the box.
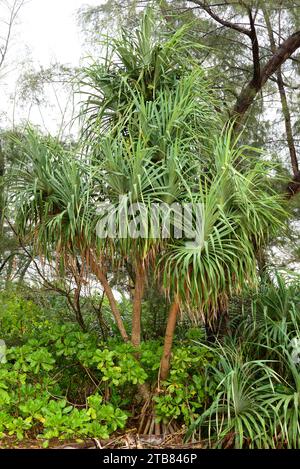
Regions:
[[1, 274, 300, 448], [0, 287, 216, 446]]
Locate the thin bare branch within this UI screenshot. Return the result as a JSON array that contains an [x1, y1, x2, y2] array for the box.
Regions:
[[191, 0, 251, 35], [0, 0, 25, 69]]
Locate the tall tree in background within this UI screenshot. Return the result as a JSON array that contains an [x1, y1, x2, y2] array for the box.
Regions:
[[183, 1, 300, 196]]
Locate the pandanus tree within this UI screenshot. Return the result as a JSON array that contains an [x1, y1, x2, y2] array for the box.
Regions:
[[79, 10, 221, 352], [79, 10, 286, 379], [8, 10, 286, 419]]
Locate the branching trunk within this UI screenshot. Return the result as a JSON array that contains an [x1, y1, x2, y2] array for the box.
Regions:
[[88, 251, 129, 342], [65, 290, 86, 331], [131, 261, 145, 348], [159, 298, 180, 381], [233, 31, 300, 126], [190, 2, 300, 128]]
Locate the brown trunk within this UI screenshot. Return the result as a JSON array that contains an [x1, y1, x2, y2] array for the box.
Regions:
[[287, 171, 300, 198], [232, 31, 300, 127], [233, 81, 260, 127], [131, 262, 145, 348], [263, 8, 299, 177], [89, 251, 129, 342], [159, 299, 180, 381], [277, 72, 299, 175], [189, 3, 300, 129]]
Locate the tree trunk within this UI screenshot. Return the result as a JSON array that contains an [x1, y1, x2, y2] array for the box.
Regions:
[[263, 7, 299, 177], [88, 251, 129, 342], [287, 171, 300, 198], [159, 298, 180, 381], [131, 261, 145, 348], [233, 31, 300, 127], [233, 81, 260, 124], [276, 72, 299, 175]]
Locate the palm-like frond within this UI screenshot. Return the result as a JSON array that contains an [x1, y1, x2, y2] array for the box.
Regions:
[[263, 334, 300, 448], [8, 130, 96, 260], [80, 8, 218, 150], [161, 129, 286, 322], [187, 342, 278, 448]]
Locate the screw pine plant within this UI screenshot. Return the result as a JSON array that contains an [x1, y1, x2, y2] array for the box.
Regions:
[[80, 9, 221, 350], [79, 10, 286, 382], [186, 341, 279, 449], [7, 8, 287, 434]]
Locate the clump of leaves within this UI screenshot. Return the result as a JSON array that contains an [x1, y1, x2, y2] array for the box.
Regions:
[[0, 296, 212, 443]]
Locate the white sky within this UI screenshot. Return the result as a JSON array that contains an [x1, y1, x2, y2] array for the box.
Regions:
[[17, 0, 101, 66], [0, 0, 103, 134], [18, 0, 101, 65]]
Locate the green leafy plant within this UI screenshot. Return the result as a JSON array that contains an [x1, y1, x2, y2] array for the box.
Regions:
[[186, 342, 279, 448], [154, 345, 216, 425]]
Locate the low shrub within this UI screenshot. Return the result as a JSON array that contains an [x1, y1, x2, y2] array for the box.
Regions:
[[0, 290, 214, 445]]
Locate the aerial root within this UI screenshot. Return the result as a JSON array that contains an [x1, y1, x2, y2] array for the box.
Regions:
[[138, 395, 179, 437]]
